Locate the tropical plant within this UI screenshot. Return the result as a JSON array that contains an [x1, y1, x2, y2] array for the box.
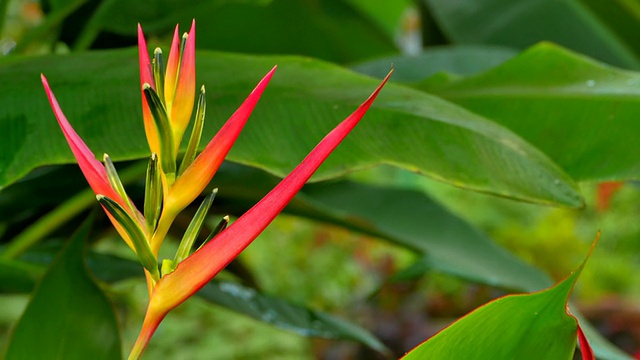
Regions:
[[1, 1, 639, 359]]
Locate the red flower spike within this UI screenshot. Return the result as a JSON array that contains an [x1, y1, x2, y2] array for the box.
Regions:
[[138, 24, 160, 156], [163, 24, 181, 112], [155, 66, 277, 250], [130, 70, 392, 357], [42, 75, 124, 207], [170, 20, 196, 144], [41, 74, 143, 250]]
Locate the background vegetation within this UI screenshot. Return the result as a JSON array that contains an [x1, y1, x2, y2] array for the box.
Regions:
[[1, 0, 640, 359]]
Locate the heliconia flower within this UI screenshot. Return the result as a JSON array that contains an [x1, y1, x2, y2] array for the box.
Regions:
[[43, 19, 391, 359], [151, 66, 276, 252], [128, 71, 392, 359], [138, 21, 196, 174], [41, 74, 144, 251]]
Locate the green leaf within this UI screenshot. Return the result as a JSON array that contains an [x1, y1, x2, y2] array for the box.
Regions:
[[342, 0, 413, 38], [424, 0, 640, 69], [403, 272, 580, 359], [403, 259, 585, 359], [422, 42, 640, 182], [85, 0, 271, 35], [0, 258, 43, 293], [578, 0, 640, 61], [197, 280, 390, 354], [211, 163, 552, 291], [3, 216, 121, 360], [76, 0, 395, 62], [0, 49, 581, 207], [352, 45, 517, 82], [211, 164, 629, 360]]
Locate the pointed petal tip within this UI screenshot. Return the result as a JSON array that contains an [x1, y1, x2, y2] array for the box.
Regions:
[[40, 74, 52, 95], [171, 24, 180, 42], [259, 66, 277, 86], [360, 68, 393, 105]]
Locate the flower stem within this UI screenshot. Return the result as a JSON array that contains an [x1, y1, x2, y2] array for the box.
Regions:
[[128, 302, 166, 360]]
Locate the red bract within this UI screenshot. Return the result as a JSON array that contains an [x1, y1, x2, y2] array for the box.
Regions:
[[130, 71, 392, 359], [41, 75, 144, 251], [577, 324, 595, 360]]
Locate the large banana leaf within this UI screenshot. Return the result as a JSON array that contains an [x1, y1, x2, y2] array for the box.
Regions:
[[0, 49, 580, 207], [422, 42, 640, 182]]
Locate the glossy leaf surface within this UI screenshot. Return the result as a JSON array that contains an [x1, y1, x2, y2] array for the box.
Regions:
[[0, 49, 580, 207], [423, 42, 640, 182], [352, 45, 517, 82], [403, 252, 588, 360], [208, 162, 549, 291], [403, 271, 580, 359], [197, 280, 389, 354]]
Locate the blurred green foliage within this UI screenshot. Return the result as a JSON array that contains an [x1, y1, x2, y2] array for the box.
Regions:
[[2, 0, 640, 359]]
